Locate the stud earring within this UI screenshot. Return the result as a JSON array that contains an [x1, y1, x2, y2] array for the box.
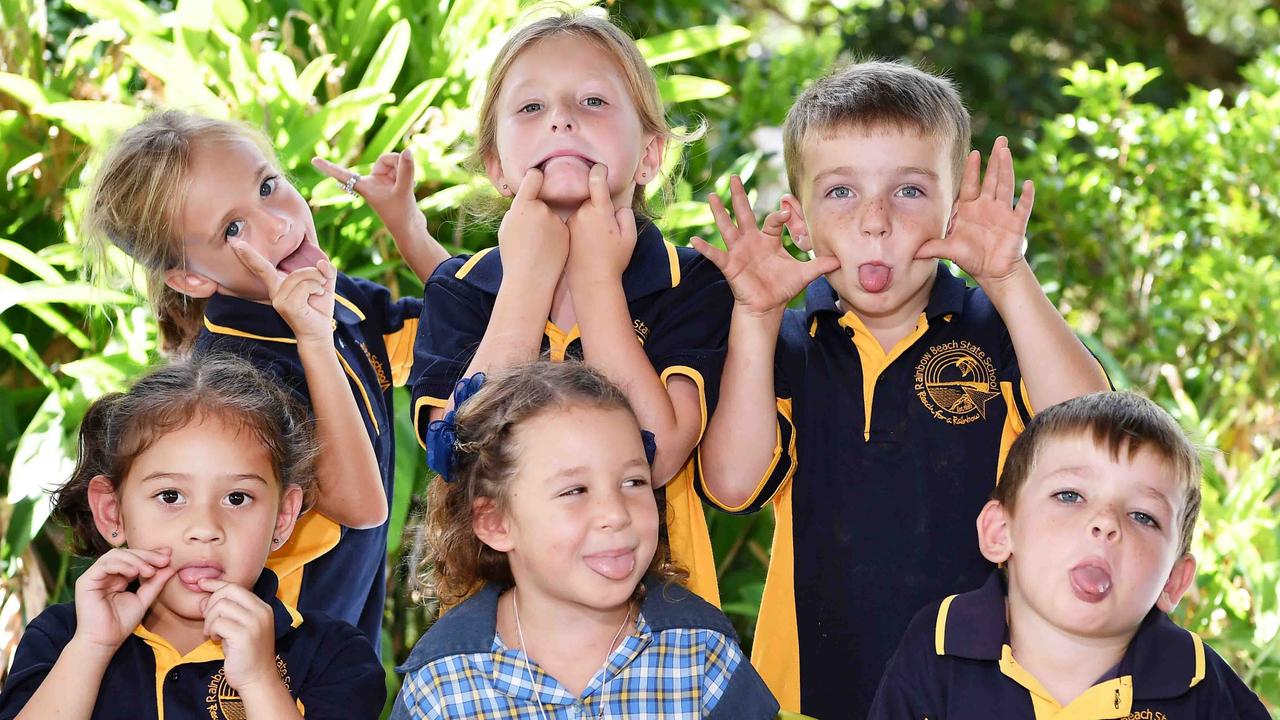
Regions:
[[272, 537, 280, 546], [111, 531, 118, 538], [501, 183, 509, 192]]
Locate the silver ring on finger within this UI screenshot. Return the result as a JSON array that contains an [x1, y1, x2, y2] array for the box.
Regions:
[[343, 173, 361, 197]]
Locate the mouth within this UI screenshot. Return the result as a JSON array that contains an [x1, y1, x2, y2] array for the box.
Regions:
[[533, 150, 595, 173], [176, 560, 225, 593], [583, 548, 637, 581], [276, 233, 327, 274], [857, 262, 893, 293], [1068, 558, 1113, 604]]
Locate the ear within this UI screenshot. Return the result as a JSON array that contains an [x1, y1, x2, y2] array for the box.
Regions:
[[270, 485, 304, 547], [483, 152, 513, 197], [634, 135, 666, 187], [780, 194, 812, 251], [976, 499, 1013, 564], [87, 475, 125, 547], [472, 497, 514, 553], [163, 268, 219, 299], [1156, 552, 1197, 613]]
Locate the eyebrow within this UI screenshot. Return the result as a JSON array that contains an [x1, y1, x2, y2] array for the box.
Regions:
[[203, 162, 272, 245], [811, 165, 940, 185], [139, 472, 270, 486]]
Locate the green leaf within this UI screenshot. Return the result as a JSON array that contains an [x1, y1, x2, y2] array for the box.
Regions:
[[124, 40, 228, 116], [297, 54, 337, 99], [359, 78, 445, 162], [0, 72, 59, 110], [0, 321, 58, 390], [358, 18, 410, 95], [65, 0, 164, 37], [0, 282, 134, 315], [8, 390, 73, 506], [657, 75, 731, 104], [0, 239, 65, 283], [34, 102, 148, 146], [636, 25, 750, 66]]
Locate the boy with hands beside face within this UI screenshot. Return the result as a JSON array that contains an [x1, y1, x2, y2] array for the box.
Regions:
[[692, 61, 1110, 717]]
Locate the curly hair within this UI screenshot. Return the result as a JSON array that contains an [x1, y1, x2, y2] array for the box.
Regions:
[[418, 361, 687, 610], [51, 352, 319, 556]]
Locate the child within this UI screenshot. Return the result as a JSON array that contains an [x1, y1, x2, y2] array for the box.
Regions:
[[409, 13, 733, 605], [691, 60, 1112, 716], [82, 110, 450, 646], [870, 391, 1269, 718], [0, 353, 385, 719], [393, 361, 778, 718]]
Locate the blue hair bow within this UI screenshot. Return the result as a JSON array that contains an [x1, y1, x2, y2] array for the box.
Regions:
[[425, 373, 487, 480]]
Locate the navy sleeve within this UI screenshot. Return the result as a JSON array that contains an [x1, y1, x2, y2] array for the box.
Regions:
[[198, 335, 312, 411], [409, 256, 492, 447], [344, 275, 426, 388], [642, 252, 733, 418], [0, 604, 77, 720], [1201, 643, 1270, 719], [294, 621, 387, 720], [868, 602, 944, 720]]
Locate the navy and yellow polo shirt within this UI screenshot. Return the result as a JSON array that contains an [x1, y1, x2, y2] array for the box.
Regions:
[[869, 571, 1270, 719], [697, 264, 1040, 717], [193, 273, 421, 647], [0, 570, 385, 720], [410, 218, 733, 605]]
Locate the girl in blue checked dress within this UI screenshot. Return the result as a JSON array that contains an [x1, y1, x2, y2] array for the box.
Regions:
[[392, 361, 777, 719]]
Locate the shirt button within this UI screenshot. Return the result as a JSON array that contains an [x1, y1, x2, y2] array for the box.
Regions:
[[844, 327, 855, 337], [168, 670, 179, 681]]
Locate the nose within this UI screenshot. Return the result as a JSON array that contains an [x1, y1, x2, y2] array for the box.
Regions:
[[859, 197, 890, 239], [549, 101, 575, 133], [184, 503, 225, 545], [595, 489, 632, 531], [1089, 508, 1120, 542], [261, 207, 291, 245]]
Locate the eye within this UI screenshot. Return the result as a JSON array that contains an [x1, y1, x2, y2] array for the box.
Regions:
[[1052, 490, 1083, 504], [622, 476, 649, 488], [558, 486, 586, 497], [897, 185, 924, 198], [584, 96, 606, 108], [826, 186, 853, 199], [519, 102, 542, 114], [1130, 511, 1160, 528], [224, 219, 245, 239], [156, 489, 184, 505], [259, 176, 278, 197], [225, 491, 252, 507]]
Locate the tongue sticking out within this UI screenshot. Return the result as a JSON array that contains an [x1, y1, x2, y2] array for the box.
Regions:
[[276, 237, 328, 274], [584, 552, 636, 581], [1069, 565, 1112, 603], [178, 566, 221, 587], [858, 264, 892, 293]]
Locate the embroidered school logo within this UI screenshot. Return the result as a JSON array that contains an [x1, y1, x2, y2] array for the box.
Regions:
[[633, 318, 650, 345], [361, 342, 391, 391], [205, 657, 292, 720], [1122, 711, 1168, 720], [914, 340, 1000, 425]]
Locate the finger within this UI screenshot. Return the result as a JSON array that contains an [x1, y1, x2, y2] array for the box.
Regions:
[[230, 240, 284, 297], [707, 193, 740, 246], [119, 546, 172, 568], [394, 149, 415, 194], [514, 168, 544, 204], [915, 237, 957, 261], [310, 157, 355, 183], [690, 236, 730, 270], [979, 147, 1000, 200], [728, 176, 756, 232], [760, 208, 791, 239], [799, 254, 842, 284], [587, 163, 611, 208], [101, 549, 162, 578], [274, 267, 325, 297], [996, 144, 1015, 204], [88, 555, 146, 585], [135, 565, 178, 608], [957, 150, 982, 203], [615, 207, 635, 244], [1015, 180, 1035, 224], [317, 258, 337, 294]]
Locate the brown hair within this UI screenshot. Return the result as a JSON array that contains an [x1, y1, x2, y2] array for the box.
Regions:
[[468, 11, 701, 219], [420, 360, 686, 609], [782, 59, 971, 198], [994, 391, 1203, 556], [52, 352, 319, 556], [82, 110, 281, 354]]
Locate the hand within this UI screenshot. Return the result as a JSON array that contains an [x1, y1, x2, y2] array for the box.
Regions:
[[916, 136, 1035, 288], [566, 164, 637, 283], [232, 239, 336, 345], [498, 168, 569, 286], [691, 175, 840, 317], [312, 151, 429, 243], [199, 579, 280, 692], [74, 547, 176, 654]]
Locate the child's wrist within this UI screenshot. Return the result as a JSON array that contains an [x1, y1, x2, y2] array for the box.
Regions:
[[67, 632, 120, 665], [975, 257, 1035, 302]]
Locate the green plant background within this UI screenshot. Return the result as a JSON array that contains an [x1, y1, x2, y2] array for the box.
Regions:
[[1, 0, 1277, 716]]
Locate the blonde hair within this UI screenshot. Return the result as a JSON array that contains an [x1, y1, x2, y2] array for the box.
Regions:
[[469, 11, 699, 219], [419, 361, 687, 610], [783, 60, 971, 198], [83, 110, 281, 354]]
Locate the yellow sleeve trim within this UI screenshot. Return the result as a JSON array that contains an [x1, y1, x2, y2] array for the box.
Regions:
[[384, 317, 419, 387], [699, 397, 795, 513], [1000, 381, 1026, 435], [454, 247, 496, 280], [935, 593, 957, 655], [659, 365, 708, 441], [413, 394, 449, 450], [336, 351, 379, 435], [663, 240, 681, 287], [1189, 629, 1206, 687], [334, 293, 367, 321], [203, 317, 297, 344], [1019, 378, 1034, 418]]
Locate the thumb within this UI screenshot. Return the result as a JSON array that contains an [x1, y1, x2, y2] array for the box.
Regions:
[[514, 168, 544, 205], [134, 565, 177, 609], [915, 237, 953, 261], [801, 254, 841, 284], [615, 207, 636, 243], [395, 149, 416, 194], [317, 259, 337, 294]]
